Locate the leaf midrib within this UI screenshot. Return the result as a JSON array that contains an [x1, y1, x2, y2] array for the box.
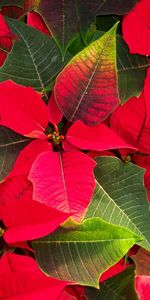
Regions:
[[88, 182, 149, 246], [9, 21, 46, 93], [0, 139, 29, 148]]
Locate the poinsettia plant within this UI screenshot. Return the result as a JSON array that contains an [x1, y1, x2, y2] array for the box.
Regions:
[[0, 0, 150, 299]]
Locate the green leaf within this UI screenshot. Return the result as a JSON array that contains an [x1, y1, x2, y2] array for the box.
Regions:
[[86, 266, 139, 300], [33, 0, 137, 54], [0, 17, 69, 93], [33, 217, 141, 288], [117, 35, 149, 103], [0, 126, 29, 181], [55, 23, 119, 126], [92, 31, 149, 103], [85, 156, 150, 251], [0, 0, 23, 7]]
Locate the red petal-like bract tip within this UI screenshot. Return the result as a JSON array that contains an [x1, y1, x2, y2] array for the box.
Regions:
[[48, 89, 63, 125], [8, 139, 52, 178], [110, 93, 150, 154], [136, 275, 150, 300], [0, 252, 68, 300], [132, 154, 150, 197], [1, 6, 23, 19], [66, 120, 136, 151], [0, 14, 14, 66], [58, 286, 86, 300], [0, 36, 12, 67], [0, 80, 49, 137], [0, 14, 14, 38], [100, 259, 129, 283], [144, 68, 150, 125], [28, 150, 96, 222], [27, 12, 51, 36], [3, 199, 70, 243], [122, 0, 150, 55]]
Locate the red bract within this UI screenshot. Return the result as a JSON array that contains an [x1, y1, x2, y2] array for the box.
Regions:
[[0, 175, 70, 243], [48, 90, 63, 125], [0, 14, 14, 66], [136, 275, 150, 300], [122, 0, 150, 55], [0, 80, 49, 138], [0, 80, 134, 222], [28, 151, 96, 222], [3, 198, 70, 243], [58, 286, 86, 300], [132, 154, 150, 202], [27, 12, 52, 36], [0, 252, 68, 300], [100, 259, 129, 283], [110, 93, 150, 154], [66, 120, 136, 151]]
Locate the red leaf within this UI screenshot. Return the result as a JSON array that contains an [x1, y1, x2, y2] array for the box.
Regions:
[[88, 150, 115, 159], [122, 0, 150, 55], [133, 154, 150, 192], [8, 139, 52, 178], [0, 14, 13, 66], [62, 139, 77, 152], [0, 252, 68, 300], [0, 13, 14, 38], [48, 89, 63, 125], [66, 120, 136, 151], [3, 199, 70, 243], [27, 12, 51, 36], [28, 151, 96, 221], [100, 259, 129, 283], [0, 175, 33, 206], [0, 36, 12, 67], [1, 6, 23, 19], [144, 68, 150, 125], [136, 276, 150, 300], [58, 286, 86, 300], [110, 93, 150, 154], [0, 80, 49, 137], [57, 290, 77, 300]]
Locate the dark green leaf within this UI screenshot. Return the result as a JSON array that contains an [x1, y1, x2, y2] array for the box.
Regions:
[[0, 0, 23, 7], [0, 17, 69, 93], [86, 266, 139, 300], [0, 126, 29, 181]]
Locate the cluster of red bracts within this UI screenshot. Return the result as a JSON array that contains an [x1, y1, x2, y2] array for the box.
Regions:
[[0, 2, 150, 299]]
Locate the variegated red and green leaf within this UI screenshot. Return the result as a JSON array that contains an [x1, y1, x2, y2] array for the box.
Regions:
[[55, 23, 119, 126]]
